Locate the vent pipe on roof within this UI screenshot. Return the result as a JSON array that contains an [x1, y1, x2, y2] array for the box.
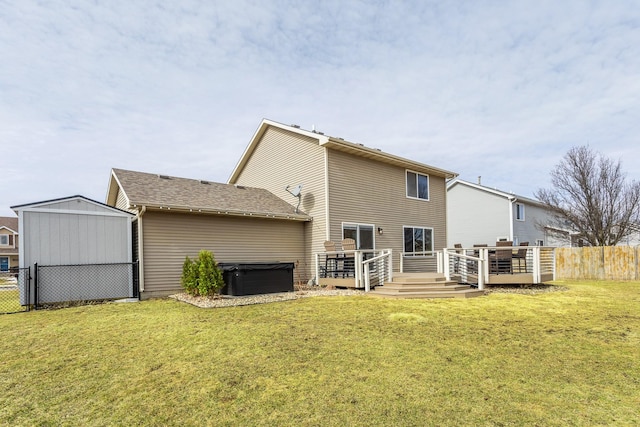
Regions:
[[478, 176, 482, 185]]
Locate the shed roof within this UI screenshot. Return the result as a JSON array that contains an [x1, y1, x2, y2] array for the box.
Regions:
[[228, 119, 458, 183], [108, 168, 311, 221], [11, 195, 134, 216]]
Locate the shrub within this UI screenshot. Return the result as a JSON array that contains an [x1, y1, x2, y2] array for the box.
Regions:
[[180, 250, 225, 297]]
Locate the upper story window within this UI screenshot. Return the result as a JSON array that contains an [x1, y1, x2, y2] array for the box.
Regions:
[[0, 235, 8, 246], [516, 203, 525, 221], [406, 170, 429, 201], [404, 226, 434, 254]]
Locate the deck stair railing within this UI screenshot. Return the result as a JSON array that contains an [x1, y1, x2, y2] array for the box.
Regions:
[[362, 249, 393, 292], [442, 248, 486, 290]]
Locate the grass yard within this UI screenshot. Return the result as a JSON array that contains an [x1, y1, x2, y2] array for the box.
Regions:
[[0, 289, 23, 314], [0, 280, 638, 426]]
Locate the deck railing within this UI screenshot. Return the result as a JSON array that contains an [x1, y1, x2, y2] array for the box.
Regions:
[[442, 245, 556, 287], [399, 251, 443, 274], [315, 249, 391, 290], [362, 249, 393, 292], [442, 249, 486, 290]]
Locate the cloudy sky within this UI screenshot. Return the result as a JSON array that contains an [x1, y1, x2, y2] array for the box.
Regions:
[[2, 1, 639, 217]]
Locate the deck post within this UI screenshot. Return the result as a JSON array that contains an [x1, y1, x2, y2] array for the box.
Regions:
[[315, 253, 320, 285], [387, 249, 393, 283], [443, 249, 450, 281], [355, 250, 363, 288], [532, 247, 540, 284], [484, 248, 491, 285], [478, 259, 485, 290]]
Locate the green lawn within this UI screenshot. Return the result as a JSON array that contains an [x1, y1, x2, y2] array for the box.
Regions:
[[1, 281, 638, 426], [0, 289, 23, 314]]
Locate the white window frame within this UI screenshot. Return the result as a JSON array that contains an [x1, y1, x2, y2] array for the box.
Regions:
[[406, 170, 430, 201], [516, 203, 525, 221], [0, 235, 8, 246], [342, 222, 375, 250], [403, 225, 434, 255]]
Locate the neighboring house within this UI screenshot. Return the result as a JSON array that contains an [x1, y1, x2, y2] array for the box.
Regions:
[[0, 216, 19, 271], [228, 119, 458, 277], [446, 179, 557, 247], [106, 168, 311, 299]]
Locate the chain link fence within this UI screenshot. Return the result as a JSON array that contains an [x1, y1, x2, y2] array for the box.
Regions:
[[0, 268, 30, 314], [34, 262, 138, 307]]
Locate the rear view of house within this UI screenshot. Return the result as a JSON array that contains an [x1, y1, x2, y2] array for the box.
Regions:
[[229, 119, 458, 278]]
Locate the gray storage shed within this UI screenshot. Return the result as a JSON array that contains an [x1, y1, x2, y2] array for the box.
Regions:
[[12, 195, 134, 305]]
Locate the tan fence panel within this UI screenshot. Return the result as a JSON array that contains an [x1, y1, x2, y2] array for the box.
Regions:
[[555, 246, 639, 280]]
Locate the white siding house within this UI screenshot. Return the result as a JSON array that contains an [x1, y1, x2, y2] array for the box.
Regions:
[[447, 179, 554, 247]]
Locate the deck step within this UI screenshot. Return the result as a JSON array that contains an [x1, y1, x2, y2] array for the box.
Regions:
[[368, 272, 485, 299], [369, 288, 485, 299]]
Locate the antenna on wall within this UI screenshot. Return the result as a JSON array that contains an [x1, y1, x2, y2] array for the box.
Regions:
[[285, 184, 303, 213]]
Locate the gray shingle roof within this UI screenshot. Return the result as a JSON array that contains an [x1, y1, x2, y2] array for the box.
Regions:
[[112, 168, 310, 221]]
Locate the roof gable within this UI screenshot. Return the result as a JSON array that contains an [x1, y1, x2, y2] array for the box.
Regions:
[[447, 179, 544, 207], [109, 168, 311, 221], [0, 217, 18, 234], [228, 119, 457, 183], [11, 195, 134, 216]]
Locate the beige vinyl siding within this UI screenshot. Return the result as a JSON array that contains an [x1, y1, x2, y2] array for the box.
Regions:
[[326, 149, 448, 270], [114, 188, 133, 212], [141, 211, 305, 297], [231, 126, 326, 281]]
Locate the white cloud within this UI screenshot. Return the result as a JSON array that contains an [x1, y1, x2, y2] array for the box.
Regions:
[[1, 0, 639, 216]]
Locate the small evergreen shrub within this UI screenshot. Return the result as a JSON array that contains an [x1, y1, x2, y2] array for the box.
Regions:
[[180, 250, 224, 297]]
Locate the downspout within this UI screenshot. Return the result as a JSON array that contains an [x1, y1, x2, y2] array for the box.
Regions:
[[324, 147, 331, 241], [508, 197, 516, 242], [137, 206, 146, 292]]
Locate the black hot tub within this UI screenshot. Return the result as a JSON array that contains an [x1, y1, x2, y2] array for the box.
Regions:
[[218, 262, 295, 296]]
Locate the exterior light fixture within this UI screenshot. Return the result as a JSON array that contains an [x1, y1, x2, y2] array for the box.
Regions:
[[377, 227, 383, 235]]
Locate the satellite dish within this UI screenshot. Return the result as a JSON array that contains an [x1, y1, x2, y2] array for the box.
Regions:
[[285, 184, 303, 213], [286, 184, 303, 198]]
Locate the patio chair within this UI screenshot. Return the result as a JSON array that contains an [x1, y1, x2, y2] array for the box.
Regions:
[[341, 238, 356, 278], [491, 241, 513, 274], [513, 242, 529, 273], [323, 240, 340, 278]]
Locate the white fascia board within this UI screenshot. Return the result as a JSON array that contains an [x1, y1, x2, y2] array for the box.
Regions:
[[12, 195, 134, 217], [106, 169, 130, 208], [0, 226, 18, 234]]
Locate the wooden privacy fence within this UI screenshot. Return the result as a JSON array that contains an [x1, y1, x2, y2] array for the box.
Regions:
[[555, 246, 640, 281]]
